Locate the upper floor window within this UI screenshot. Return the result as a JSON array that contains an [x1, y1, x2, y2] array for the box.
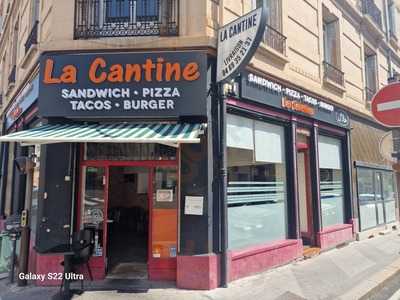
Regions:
[[74, 0, 179, 39], [361, 0, 383, 30], [25, 0, 39, 53], [252, 0, 282, 31], [253, 0, 286, 55], [322, 7, 344, 86], [105, 0, 159, 22], [388, 1, 397, 39], [364, 45, 377, 106]]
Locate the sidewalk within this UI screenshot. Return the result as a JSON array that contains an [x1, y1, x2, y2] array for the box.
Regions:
[[1, 232, 400, 300]]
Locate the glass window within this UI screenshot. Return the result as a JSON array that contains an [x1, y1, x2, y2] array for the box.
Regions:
[[227, 114, 287, 250], [357, 168, 397, 230], [85, 143, 176, 161], [29, 145, 40, 235], [81, 167, 105, 257], [318, 135, 344, 228], [106, 0, 131, 21], [151, 166, 178, 259], [357, 168, 377, 230], [137, 0, 159, 21], [105, 0, 159, 22], [383, 172, 397, 223]]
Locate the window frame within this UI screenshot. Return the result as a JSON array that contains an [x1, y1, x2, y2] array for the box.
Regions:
[[226, 112, 290, 250], [356, 166, 398, 231]]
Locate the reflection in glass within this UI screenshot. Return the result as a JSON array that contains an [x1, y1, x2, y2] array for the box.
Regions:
[[152, 167, 178, 259], [227, 115, 287, 250], [318, 135, 344, 228], [86, 143, 176, 161], [82, 167, 105, 256], [357, 168, 398, 230], [30, 145, 40, 235]]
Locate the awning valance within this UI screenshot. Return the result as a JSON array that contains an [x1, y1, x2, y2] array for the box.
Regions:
[[0, 123, 205, 146]]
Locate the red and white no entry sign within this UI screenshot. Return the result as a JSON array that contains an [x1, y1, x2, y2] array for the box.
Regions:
[[371, 82, 400, 127]]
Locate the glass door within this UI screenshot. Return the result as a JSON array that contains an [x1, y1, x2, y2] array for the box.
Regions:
[[374, 172, 385, 225], [149, 166, 178, 280], [81, 166, 108, 275]]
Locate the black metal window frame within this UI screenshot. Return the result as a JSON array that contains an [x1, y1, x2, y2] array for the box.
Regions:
[[74, 0, 179, 39], [356, 166, 398, 231]]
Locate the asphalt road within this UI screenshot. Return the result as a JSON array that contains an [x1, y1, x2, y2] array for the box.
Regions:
[[364, 271, 400, 300]]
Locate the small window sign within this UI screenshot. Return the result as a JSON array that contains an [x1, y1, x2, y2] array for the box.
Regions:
[[156, 189, 173, 202]]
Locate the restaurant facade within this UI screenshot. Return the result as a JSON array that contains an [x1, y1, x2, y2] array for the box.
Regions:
[[0, 46, 378, 290], [1, 0, 400, 292]]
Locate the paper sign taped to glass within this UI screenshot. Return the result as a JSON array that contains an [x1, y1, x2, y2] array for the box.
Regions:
[[184, 196, 204, 215], [156, 189, 173, 202]]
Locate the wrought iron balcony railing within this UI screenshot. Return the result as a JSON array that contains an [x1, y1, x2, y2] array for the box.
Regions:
[[323, 61, 344, 86], [25, 21, 39, 53], [0, 94, 3, 106], [74, 0, 179, 39], [365, 86, 376, 108], [390, 29, 397, 41], [361, 0, 383, 30], [8, 66, 16, 85], [263, 24, 286, 55]]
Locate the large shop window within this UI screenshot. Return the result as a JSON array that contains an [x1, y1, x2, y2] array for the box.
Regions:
[[227, 114, 287, 250], [318, 135, 345, 228], [357, 167, 397, 231]]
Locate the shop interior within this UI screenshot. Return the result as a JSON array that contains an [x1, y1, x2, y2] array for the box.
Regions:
[[106, 166, 149, 279]]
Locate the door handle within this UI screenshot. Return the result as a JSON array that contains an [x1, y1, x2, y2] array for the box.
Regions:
[[106, 219, 114, 224]]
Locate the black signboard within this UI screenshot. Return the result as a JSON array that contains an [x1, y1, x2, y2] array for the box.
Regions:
[[239, 71, 350, 129], [39, 51, 208, 118]]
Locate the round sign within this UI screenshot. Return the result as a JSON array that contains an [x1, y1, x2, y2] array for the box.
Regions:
[[371, 82, 400, 127]]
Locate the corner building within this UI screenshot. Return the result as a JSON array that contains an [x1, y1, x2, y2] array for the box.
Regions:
[[0, 0, 398, 290]]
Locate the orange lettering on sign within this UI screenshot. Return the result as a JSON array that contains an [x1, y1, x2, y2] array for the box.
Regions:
[[43, 59, 61, 84], [108, 64, 124, 83], [43, 59, 77, 84], [89, 58, 107, 84], [281, 98, 315, 116], [183, 62, 200, 81]]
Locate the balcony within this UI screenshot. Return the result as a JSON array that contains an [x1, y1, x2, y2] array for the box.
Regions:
[[365, 86, 376, 109], [361, 0, 383, 30], [74, 0, 179, 39], [25, 21, 39, 53], [8, 66, 16, 85], [263, 24, 286, 56], [323, 61, 344, 87], [0, 94, 2, 107]]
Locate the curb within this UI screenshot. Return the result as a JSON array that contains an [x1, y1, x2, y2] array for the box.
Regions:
[[340, 257, 400, 300]]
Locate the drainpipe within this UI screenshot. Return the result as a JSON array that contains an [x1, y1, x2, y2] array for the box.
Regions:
[[383, 0, 393, 78]]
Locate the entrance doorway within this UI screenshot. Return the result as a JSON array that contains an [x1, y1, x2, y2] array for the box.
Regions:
[[107, 166, 149, 279], [80, 161, 178, 281], [296, 128, 314, 246]]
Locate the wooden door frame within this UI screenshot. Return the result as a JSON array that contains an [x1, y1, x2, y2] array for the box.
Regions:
[[77, 158, 179, 279]]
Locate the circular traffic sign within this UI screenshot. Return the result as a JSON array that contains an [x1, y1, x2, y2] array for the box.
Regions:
[[371, 82, 400, 127]]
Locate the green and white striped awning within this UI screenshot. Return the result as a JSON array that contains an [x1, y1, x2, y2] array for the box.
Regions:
[[0, 123, 205, 146]]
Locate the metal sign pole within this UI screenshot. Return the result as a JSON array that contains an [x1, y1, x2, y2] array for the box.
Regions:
[[219, 82, 228, 288]]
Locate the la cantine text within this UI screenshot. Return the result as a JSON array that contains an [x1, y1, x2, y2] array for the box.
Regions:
[[43, 57, 201, 84]]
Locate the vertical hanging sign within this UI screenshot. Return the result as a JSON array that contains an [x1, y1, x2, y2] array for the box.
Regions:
[[216, 4, 267, 83]]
